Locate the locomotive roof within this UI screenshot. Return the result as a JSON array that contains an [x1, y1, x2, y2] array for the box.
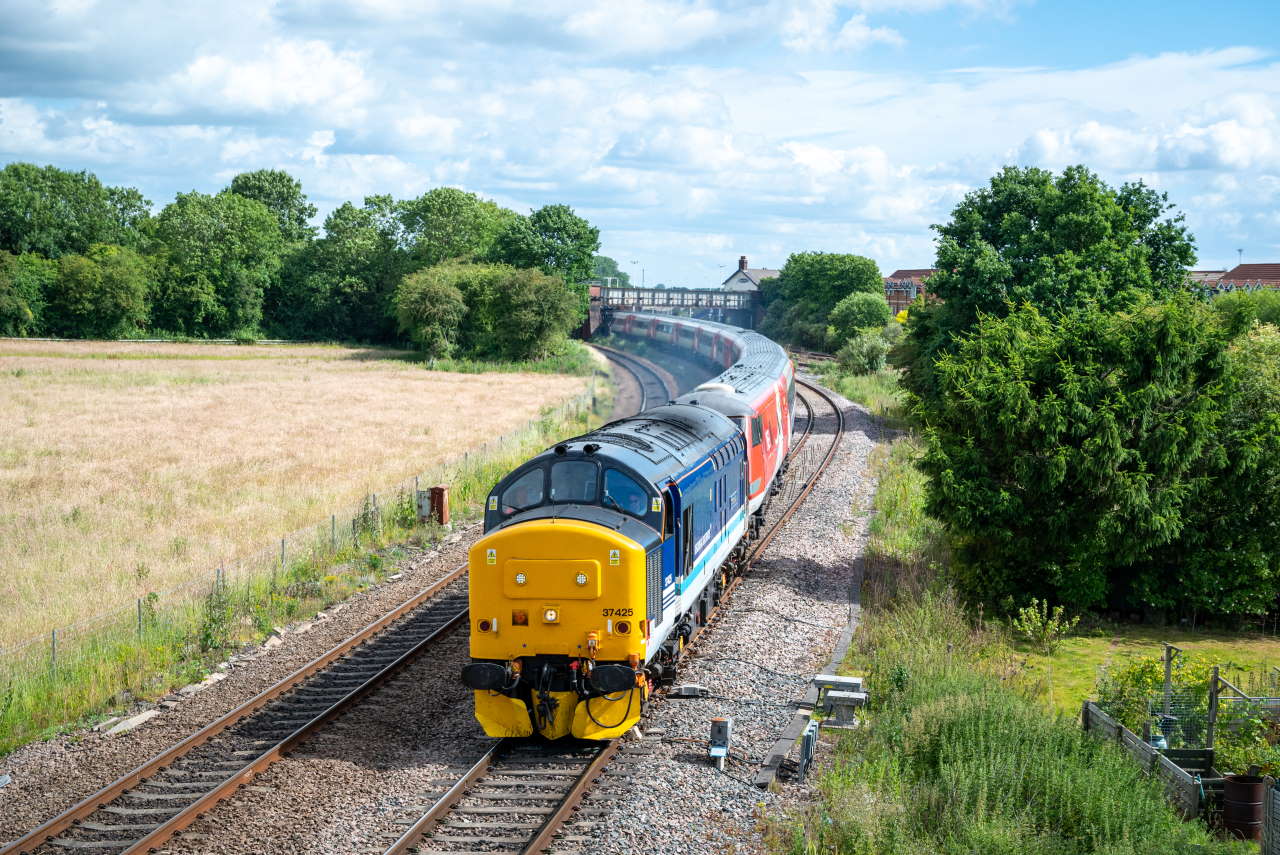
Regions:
[[529, 402, 739, 485]]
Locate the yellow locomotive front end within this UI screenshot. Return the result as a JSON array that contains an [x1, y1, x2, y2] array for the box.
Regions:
[[464, 517, 649, 740]]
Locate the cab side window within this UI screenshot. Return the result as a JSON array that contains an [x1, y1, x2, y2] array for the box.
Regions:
[[603, 469, 648, 518], [500, 467, 544, 515], [751, 416, 763, 447]]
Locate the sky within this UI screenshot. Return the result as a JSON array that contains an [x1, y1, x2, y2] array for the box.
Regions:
[[1, 0, 1277, 288]]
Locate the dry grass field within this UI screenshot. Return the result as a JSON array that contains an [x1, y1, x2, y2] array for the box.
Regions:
[[0, 340, 588, 649]]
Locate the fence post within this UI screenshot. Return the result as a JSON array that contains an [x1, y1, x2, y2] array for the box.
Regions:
[[1163, 642, 1177, 717], [50, 628, 57, 672], [1081, 700, 1090, 732], [373, 493, 381, 537], [137, 598, 143, 638], [1208, 665, 1220, 750], [331, 514, 336, 552]]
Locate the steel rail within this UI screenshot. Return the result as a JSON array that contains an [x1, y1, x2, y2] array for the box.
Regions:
[[380, 740, 503, 854], [744, 379, 845, 566], [4, 564, 468, 855], [591, 343, 676, 411], [522, 739, 620, 854]]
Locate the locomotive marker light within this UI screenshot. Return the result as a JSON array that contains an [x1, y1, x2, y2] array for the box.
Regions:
[[575, 572, 588, 586], [709, 716, 733, 771], [543, 607, 559, 623], [515, 572, 527, 585]]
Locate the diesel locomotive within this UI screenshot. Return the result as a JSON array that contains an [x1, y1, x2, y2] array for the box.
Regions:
[[461, 313, 794, 739]]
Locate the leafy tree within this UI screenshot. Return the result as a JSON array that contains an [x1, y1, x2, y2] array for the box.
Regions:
[[104, 186, 153, 249], [264, 196, 409, 341], [919, 297, 1234, 612], [903, 165, 1196, 405], [827, 290, 891, 345], [410, 261, 580, 360], [397, 187, 515, 268], [153, 191, 283, 335], [45, 244, 151, 338], [0, 251, 56, 335], [1132, 323, 1280, 615], [395, 268, 466, 357], [227, 169, 318, 243], [592, 255, 630, 287], [759, 252, 882, 348], [492, 204, 599, 320], [0, 163, 148, 258]]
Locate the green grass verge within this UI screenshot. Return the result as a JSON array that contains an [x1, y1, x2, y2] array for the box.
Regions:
[[773, 432, 1246, 855], [815, 365, 905, 425], [0, 394, 608, 757]]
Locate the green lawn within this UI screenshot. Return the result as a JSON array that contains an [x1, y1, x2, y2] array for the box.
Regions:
[[1021, 625, 1280, 715]]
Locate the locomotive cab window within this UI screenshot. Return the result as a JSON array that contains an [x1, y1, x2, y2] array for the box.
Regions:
[[751, 416, 763, 447], [500, 467, 544, 515], [549, 460, 598, 503], [603, 469, 648, 518]]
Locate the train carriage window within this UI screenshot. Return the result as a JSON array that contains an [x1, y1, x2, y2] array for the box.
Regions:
[[751, 416, 763, 447], [550, 460, 597, 503], [500, 467, 544, 515], [603, 469, 648, 518]]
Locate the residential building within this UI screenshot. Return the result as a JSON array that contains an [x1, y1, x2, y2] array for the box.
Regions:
[[721, 256, 780, 292], [883, 268, 937, 313]]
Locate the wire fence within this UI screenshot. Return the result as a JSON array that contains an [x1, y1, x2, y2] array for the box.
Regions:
[[0, 388, 595, 680]]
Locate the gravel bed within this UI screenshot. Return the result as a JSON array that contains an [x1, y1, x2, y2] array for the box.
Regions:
[[551, 381, 880, 854], [162, 628, 490, 855], [0, 523, 484, 845]]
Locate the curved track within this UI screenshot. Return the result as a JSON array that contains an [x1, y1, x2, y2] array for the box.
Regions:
[[592, 344, 675, 413]]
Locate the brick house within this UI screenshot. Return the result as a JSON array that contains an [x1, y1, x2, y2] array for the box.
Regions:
[[883, 268, 937, 313]]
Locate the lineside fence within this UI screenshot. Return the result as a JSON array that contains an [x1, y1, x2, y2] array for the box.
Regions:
[[0, 389, 594, 684], [1081, 701, 1203, 818]]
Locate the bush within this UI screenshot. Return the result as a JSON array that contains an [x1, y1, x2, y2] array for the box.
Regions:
[[45, 244, 151, 338], [827, 290, 892, 344], [395, 268, 466, 357], [1010, 598, 1079, 655], [0, 251, 55, 335], [918, 297, 1247, 613], [836, 331, 889, 375]]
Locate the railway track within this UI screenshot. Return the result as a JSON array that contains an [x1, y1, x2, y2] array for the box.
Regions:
[[2, 570, 470, 855], [6, 370, 846, 855], [381, 738, 618, 855], [591, 344, 675, 412], [379, 378, 845, 854]]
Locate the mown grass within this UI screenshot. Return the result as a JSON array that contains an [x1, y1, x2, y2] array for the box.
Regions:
[[0, 398, 607, 756], [774, 425, 1246, 854], [1020, 625, 1280, 717]]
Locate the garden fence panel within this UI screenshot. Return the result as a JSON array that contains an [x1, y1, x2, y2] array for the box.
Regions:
[[1264, 777, 1280, 855]]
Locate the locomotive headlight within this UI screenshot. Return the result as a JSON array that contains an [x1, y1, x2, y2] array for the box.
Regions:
[[514, 572, 527, 585], [543, 608, 559, 623], [575, 572, 588, 586]]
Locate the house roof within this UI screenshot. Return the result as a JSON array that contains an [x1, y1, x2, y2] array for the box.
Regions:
[[1188, 270, 1226, 283], [885, 268, 938, 281], [1224, 263, 1280, 282], [720, 268, 780, 290]]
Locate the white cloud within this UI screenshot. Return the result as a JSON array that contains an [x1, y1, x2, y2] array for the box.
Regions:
[[157, 39, 375, 124]]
